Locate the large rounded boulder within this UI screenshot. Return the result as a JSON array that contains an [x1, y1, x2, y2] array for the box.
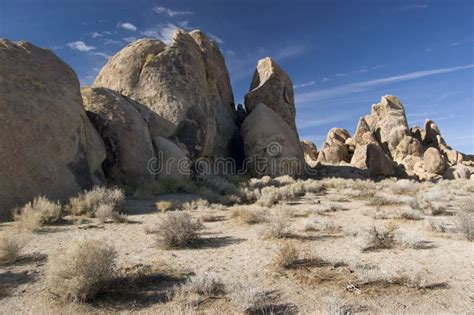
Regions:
[[81, 87, 157, 186], [423, 147, 446, 175], [241, 103, 304, 177], [0, 40, 106, 219], [93, 30, 238, 162]]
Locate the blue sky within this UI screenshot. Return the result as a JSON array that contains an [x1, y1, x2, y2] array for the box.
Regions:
[[1, 0, 473, 153]]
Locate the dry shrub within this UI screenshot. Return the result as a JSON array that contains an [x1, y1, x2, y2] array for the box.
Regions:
[[227, 282, 277, 314], [47, 239, 116, 302], [427, 218, 449, 233], [181, 199, 210, 211], [200, 213, 222, 222], [173, 272, 224, 304], [303, 217, 340, 233], [68, 186, 124, 218], [273, 243, 299, 270], [263, 210, 292, 239], [397, 208, 422, 221], [355, 226, 396, 251], [391, 179, 419, 195], [13, 196, 62, 232], [156, 201, 174, 213], [95, 204, 128, 223], [456, 199, 473, 241], [396, 230, 433, 249], [0, 232, 25, 265], [231, 207, 268, 225], [156, 213, 203, 249]]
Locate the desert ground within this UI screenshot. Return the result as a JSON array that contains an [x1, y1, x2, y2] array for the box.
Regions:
[[1, 176, 473, 314]]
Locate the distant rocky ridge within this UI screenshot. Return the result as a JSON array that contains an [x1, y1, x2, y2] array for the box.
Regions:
[[0, 30, 471, 219], [302, 95, 472, 180]]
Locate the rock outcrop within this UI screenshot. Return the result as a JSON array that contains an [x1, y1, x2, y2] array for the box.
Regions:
[[93, 30, 238, 162], [244, 57, 297, 131], [241, 104, 304, 177], [316, 128, 351, 165], [364, 95, 409, 157], [81, 87, 156, 186], [152, 136, 190, 183], [0, 40, 106, 219], [316, 95, 469, 180], [301, 140, 318, 166], [351, 143, 396, 177]]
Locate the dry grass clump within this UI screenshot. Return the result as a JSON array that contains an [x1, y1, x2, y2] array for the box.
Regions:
[[303, 217, 341, 233], [390, 179, 420, 195], [395, 230, 433, 249], [456, 198, 473, 241], [173, 272, 224, 304], [68, 186, 124, 219], [155, 200, 174, 213], [263, 210, 292, 239], [231, 207, 268, 225], [156, 213, 203, 249], [181, 199, 210, 211], [272, 243, 300, 270], [226, 282, 278, 314], [355, 226, 396, 251], [397, 208, 422, 221], [367, 193, 403, 207], [0, 233, 25, 265], [200, 213, 223, 222], [427, 218, 449, 233], [95, 204, 128, 223], [13, 196, 62, 232], [47, 239, 116, 302]]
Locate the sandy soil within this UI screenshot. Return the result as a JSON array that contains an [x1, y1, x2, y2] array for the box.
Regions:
[[0, 178, 473, 314]]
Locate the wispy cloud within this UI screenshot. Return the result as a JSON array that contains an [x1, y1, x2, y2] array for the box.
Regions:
[[90, 52, 111, 60], [450, 42, 460, 47], [67, 41, 95, 52], [297, 64, 474, 104], [123, 36, 137, 43], [142, 23, 180, 44], [153, 6, 193, 17], [118, 22, 137, 32], [91, 32, 103, 38], [275, 44, 306, 60], [396, 3, 429, 11], [294, 81, 316, 89], [208, 33, 224, 44]]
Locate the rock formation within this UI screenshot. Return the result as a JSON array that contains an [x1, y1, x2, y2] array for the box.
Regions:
[[351, 143, 396, 177], [81, 87, 157, 186], [301, 140, 318, 166], [241, 104, 304, 177], [244, 57, 297, 132], [316, 128, 351, 165], [93, 30, 239, 162], [0, 40, 106, 219]]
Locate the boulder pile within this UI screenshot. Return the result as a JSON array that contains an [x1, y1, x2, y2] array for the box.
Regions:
[[0, 30, 471, 219], [304, 95, 472, 180]]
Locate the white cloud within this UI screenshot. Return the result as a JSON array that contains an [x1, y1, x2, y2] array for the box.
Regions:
[[91, 32, 103, 38], [208, 33, 224, 44], [123, 36, 137, 43], [103, 38, 122, 45], [297, 64, 474, 104], [142, 23, 182, 44], [275, 44, 306, 60], [67, 41, 96, 52], [450, 42, 460, 47], [294, 81, 316, 89], [396, 3, 428, 11], [90, 52, 111, 59], [153, 6, 193, 17], [118, 22, 137, 32]]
